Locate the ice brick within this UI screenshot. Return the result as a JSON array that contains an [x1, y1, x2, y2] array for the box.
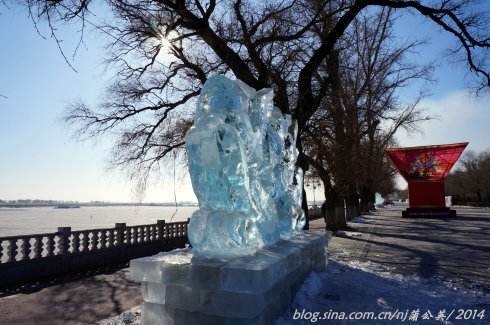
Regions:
[[142, 302, 175, 325], [260, 241, 303, 272], [165, 284, 200, 312], [174, 309, 225, 325], [160, 254, 193, 285], [199, 281, 291, 319], [130, 249, 192, 284], [220, 251, 285, 292], [142, 282, 167, 304], [130, 253, 168, 283], [190, 256, 228, 290], [142, 283, 199, 312], [200, 289, 267, 318]]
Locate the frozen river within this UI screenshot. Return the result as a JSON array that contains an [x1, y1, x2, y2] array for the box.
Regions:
[[0, 206, 197, 237]]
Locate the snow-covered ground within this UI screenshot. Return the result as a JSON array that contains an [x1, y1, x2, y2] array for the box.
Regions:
[[97, 255, 489, 324], [278, 257, 489, 324], [96, 306, 141, 325]]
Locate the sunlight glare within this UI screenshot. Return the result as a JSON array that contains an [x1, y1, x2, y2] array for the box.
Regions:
[[156, 30, 179, 63]]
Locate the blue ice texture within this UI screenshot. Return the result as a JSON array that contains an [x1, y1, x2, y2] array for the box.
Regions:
[[186, 75, 305, 256]]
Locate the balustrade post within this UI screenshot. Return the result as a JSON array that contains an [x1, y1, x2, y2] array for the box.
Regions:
[[100, 231, 106, 249], [114, 223, 126, 263], [46, 235, 55, 256], [57, 227, 72, 274], [34, 237, 42, 259], [107, 230, 114, 248], [20, 238, 29, 261], [8, 239, 16, 262], [115, 223, 126, 246], [157, 220, 166, 241], [72, 234, 80, 253], [57, 227, 72, 255]]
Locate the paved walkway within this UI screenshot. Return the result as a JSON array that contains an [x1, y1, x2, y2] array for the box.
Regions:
[[1, 206, 489, 324], [311, 205, 490, 293]]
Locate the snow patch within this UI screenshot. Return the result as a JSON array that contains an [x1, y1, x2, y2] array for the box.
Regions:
[[95, 306, 141, 325], [335, 231, 363, 237], [350, 215, 371, 224], [277, 258, 490, 324]]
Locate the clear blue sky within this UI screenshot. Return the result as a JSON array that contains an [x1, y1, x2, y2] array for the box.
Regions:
[[0, 4, 489, 202]]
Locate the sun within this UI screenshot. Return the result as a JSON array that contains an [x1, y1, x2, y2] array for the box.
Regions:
[[156, 30, 179, 63]]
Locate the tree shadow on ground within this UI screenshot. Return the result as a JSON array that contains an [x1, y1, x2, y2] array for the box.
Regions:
[[281, 259, 490, 325], [37, 268, 141, 324], [335, 234, 490, 293], [354, 229, 490, 253], [0, 265, 142, 325], [339, 234, 440, 279], [0, 263, 129, 298]]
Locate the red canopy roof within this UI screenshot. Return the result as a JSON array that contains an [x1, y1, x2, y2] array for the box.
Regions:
[[385, 142, 468, 181]]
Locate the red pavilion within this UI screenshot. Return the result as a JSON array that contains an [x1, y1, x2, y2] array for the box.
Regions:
[[385, 142, 468, 218]]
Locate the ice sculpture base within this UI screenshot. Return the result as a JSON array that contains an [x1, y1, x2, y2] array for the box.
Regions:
[[130, 231, 330, 325]]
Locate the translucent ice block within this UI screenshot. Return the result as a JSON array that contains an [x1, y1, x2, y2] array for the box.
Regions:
[[221, 250, 286, 292], [185, 75, 306, 257], [130, 249, 193, 284]]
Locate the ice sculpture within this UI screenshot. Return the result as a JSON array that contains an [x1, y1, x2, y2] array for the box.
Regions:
[[186, 75, 305, 256]]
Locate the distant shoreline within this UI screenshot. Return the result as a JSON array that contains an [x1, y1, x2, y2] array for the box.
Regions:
[[0, 203, 198, 208]]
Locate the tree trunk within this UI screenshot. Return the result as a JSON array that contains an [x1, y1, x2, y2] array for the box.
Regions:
[[335, 196, 346, 228], [318, 173, 332, 231], [324, 189, 336, 230], [325, 189, 347, 231], [321, 200, 328, 228], [296, 136, 310, 230], [360, 186, 370, 213], [368, 190, 376, 211], [302, 187, 309, 230], [345, 191, 360, 221], [477, 189, 482, 204]]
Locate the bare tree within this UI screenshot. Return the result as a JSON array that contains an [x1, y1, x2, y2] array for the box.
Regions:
[[303, 8, 431, 229], [20, 0, 490, 218], [446, 151, 490, 206]]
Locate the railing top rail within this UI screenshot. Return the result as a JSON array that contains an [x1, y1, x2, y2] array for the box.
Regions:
[[0, 232, 59, 241], [71, 228, 117, 234], [0, 219, 189, 242], [164, 221, 188, 225], [126, 223, 159, 228]]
